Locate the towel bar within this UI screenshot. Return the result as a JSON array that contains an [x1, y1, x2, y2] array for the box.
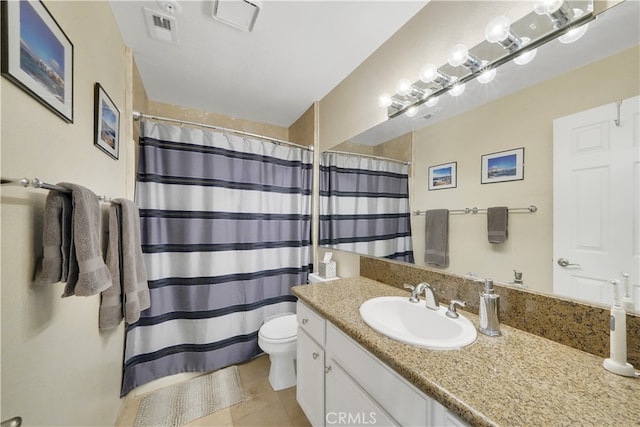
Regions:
[[1, 177, 111, 202], [414, 205, 537, 216]]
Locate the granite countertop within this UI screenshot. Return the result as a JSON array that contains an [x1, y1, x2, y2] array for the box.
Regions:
[[292, 277, 640, 427]]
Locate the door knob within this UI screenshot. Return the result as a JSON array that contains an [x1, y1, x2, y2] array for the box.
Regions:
[[557, 258, 581, 267]]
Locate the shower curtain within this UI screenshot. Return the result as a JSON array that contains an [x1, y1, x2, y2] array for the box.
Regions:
[[121, 120, 312, 395], [319, 152, 414, 263]]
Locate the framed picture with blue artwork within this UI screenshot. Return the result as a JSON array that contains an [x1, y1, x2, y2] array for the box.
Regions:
[[481, 147, 524, 184], [93, 83, 120, 160], [428, 161, 457, 190], [1, 0, 74, 123]]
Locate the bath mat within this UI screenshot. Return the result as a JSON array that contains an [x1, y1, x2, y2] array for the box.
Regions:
[[134, 366, 245, 427]]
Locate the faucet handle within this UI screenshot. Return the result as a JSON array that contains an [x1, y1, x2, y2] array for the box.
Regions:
[[403, 284, 419, 303], [446, 300, 466, 318]]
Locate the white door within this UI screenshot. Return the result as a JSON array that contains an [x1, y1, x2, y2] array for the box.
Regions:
[[553, 96, 639, 308]]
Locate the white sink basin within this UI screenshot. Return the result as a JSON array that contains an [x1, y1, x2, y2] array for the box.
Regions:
[[359, 296, 477, 350]]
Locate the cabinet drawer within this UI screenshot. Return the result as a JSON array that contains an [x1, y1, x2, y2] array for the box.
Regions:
[[297, 301, 326, 346], [326, 322, 428, 427]]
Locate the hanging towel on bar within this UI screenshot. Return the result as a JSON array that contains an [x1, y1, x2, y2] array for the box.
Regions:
[[35, 189, 72, 285], [487, 206, 509, 244], [100, 199, 149, 329], [424, 209, 449, 267], [58, 183, 112, 297]]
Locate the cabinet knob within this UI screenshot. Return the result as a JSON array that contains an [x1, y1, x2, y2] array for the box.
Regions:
[[325, 365, 332, 374], [312, 352, 319, 360], [301, 318, 309, 325]]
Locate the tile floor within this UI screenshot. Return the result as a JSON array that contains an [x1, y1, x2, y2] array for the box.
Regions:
[[114, 354, 311, 426]]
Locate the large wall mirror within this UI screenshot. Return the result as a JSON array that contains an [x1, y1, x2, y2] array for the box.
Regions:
[[319, 1, 639, 313]]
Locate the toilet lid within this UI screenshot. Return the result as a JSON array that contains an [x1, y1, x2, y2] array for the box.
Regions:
[[259, 314, 297, 341]]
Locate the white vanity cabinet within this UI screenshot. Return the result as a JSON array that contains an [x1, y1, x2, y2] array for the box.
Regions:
[[296, 301, 469, 427], [296, 302, 326, 427]]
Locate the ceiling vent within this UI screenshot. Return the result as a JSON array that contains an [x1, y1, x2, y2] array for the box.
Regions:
[[143, 7, 178, 44], [211, 0, 260, 32]]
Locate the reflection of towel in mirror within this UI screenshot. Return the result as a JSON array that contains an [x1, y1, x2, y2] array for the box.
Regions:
[[424, 209, 449, 267], [58, 183, 112, 297], [100, 199, 150, 329], [35, 190, 72, 285], [487, 206, 509, 244]]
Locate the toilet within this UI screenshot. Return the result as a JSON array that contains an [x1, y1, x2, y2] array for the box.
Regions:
[[258, 313, 298, 391], [258, 273, 340, 391]]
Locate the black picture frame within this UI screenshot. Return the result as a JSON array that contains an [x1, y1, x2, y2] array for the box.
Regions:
[[481, 147, 525, 184], [428, 161, 457, 190], [93, 83, 120, 160], [1, 0, 74, 123]]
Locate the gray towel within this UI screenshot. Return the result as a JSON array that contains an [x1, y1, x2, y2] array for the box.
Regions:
[[58, 183, 112, 297], [424, 209, 449, 267], [100, 203, 123, 329], [487, 206, 509, 244], [100, 199, 150, 329], [35, 190, 72, 285]]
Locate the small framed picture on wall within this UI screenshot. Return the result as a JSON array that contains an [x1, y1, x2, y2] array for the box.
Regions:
[[428, 161, 457, 190], [1, 0, 74, 123], [481, 147, 524, 184], [93, 83, 120, 160]]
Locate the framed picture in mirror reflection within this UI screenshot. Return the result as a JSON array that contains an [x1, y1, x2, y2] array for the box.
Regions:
[[428, 161, 457, 190], [481, 148, 524, 184]]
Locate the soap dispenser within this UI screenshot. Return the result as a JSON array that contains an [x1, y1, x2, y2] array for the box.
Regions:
[[479, 278, 501, 337], [621, 272, 635, 311], [603, 279, 637, 377]]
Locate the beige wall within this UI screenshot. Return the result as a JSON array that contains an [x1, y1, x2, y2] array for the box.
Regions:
[[1, 2, 131, 425], [145, 100, 288, 141], [411, 46, 639, 292]]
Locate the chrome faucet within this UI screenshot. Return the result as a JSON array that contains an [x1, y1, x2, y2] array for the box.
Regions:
[[403, 284, 420, 303], [403, 282, 439, 310], [418, 282, 439, 310]]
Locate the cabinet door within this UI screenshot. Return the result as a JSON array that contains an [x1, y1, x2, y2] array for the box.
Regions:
[[325, 360, 398, 427], [297, 329, 325, 427]]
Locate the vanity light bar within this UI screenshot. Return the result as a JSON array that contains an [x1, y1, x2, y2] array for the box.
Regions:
[[385, 1, 594, 119]]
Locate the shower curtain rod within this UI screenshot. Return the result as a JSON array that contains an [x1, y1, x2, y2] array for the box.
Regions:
[[133, 111, 312, 151], [1, 177, 111, 202], [323, 149, 411, 166]]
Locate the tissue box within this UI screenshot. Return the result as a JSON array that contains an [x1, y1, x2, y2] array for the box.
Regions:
[[319, 261, 336, 279]]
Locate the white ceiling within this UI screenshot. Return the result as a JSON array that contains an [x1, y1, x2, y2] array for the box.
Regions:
[[109, 0, 428, 128]]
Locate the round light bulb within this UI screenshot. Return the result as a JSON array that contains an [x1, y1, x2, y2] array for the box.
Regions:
[[377, 93, 392, 109], [405, 106, 418, 117], [559, 9, 588, 44], [448, 44, 469, 67], [419, 63, 438, 83], [425, 96, 439, 107], [485, 15, 511, 43], [559, 23, 588, 43], [477, 67, 497, 84], [513, 37, 537, 65], [545, 0, 565, 14], [449, 82, 465, 97], [395, 79, 412, 97]]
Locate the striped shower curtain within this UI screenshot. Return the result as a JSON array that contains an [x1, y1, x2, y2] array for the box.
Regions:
[[319, 152, 414, 263], [121, 120, 312, 395]]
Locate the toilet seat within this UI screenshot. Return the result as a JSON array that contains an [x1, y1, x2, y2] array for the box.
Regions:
[[259, 314, 297, 343]]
